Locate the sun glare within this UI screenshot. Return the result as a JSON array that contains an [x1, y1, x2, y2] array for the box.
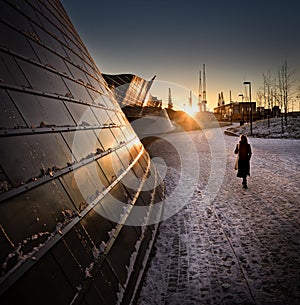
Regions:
[[184, 105, 199, 117]]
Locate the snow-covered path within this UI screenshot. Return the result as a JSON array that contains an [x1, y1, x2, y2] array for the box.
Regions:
[[138, 129, 300, 305]]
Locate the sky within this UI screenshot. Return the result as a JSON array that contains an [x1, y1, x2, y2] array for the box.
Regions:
[[62, 0, 300, 111]]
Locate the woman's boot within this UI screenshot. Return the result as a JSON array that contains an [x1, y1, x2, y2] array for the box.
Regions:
[[242, 177, 247, 188]]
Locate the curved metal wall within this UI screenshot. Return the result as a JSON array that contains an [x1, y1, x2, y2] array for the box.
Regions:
[[0, 1, 163, 304]]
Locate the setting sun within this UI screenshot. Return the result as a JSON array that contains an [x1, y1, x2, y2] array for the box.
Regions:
[[184, 104, 199, 117]]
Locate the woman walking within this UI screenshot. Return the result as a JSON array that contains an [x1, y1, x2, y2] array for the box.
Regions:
[[234, 135, 252, 188]]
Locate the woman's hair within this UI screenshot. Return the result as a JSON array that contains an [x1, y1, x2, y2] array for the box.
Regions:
[[240, 134, 248, 143]]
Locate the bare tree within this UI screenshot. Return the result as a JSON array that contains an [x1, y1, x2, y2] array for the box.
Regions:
[[276, 68, 285, 132], [261, 58, 296, 128], [256, 91, 263, 107], [296, 85, 300, 112], [262, 72, 273, 127], [277, 58, 295, 125]]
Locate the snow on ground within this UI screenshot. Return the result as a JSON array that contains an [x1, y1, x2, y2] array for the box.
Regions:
[[227, 117, 300, 139], [137, 128, 300, 305]]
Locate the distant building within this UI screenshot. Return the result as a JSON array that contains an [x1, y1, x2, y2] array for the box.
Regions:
[[214, 101, 257, 122]]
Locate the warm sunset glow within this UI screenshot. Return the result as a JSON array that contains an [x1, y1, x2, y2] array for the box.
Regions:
[[184, 105, 199, 117]]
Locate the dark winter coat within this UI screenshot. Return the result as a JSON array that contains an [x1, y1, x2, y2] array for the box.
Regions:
[[234, 142, 252, 178]]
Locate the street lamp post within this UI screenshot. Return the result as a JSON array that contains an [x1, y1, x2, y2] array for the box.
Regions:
[[238, 94, 244, 123], [243, 81, 253, 136]]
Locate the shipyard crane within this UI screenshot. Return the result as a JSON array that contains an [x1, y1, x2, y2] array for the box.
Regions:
[[202, 64, 207, 111], [198, 70, 202, 112], [168, 87, 173, 109]]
